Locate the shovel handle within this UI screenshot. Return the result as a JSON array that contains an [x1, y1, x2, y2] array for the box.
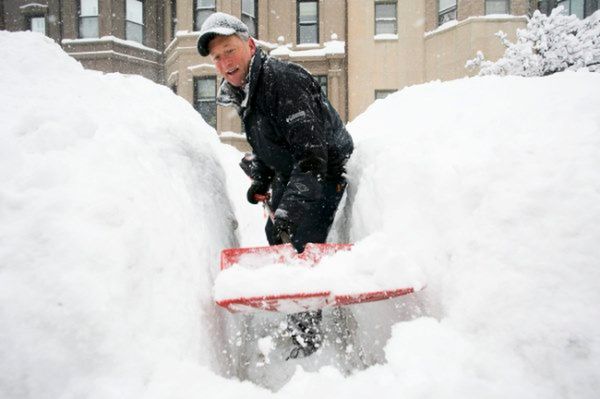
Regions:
[[279, 231, 291, 244], [255, 194, 292, 245]]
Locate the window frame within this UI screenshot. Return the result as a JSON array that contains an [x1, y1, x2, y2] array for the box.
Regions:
[[170, 0, 177, 40], [194, 76, 217, 129], [296, 0, 319, 44], [375, 89, 396, 100], [485, 0, 511, 15], [556, 0, 585, 17], [194, 0, 216, 31], [78, 0, 99, 39], [125, 0, 145, 44], [315, 75, 328, 97], [438, 0, 457, 26], [585, 0, 600, 17], [28, 15, 47, 35], [241, 0, 258, 38], [374, 0, 398, 35], [538, 0, 598, 17], [538, 0, 551, 14]]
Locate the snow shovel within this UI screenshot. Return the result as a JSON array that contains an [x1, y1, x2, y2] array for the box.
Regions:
[[215, 195, 420, 313]]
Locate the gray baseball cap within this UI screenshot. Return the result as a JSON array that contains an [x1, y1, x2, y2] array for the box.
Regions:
[[197, 12, 250, 57]]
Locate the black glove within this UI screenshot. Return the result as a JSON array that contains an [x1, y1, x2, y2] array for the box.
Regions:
[[273, 209, 294, 243], [246, 180, 270, 204]]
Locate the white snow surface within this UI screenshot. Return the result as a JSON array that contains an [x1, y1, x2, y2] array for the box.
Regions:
[[61, 36, 162, 54], [269, 39, 345, 58], [2, 31, 600, 398], [342, 72, 600, 398], [0, 32, 243, 398]]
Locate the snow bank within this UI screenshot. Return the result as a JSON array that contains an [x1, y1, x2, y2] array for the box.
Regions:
[[216, 70, 600, 396], [331, 72, 600, 397], [0, 32, 262, 398], [3, 30, 600, 399]]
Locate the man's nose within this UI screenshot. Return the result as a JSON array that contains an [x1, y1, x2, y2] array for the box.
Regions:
[[219, 56, 231, 67]]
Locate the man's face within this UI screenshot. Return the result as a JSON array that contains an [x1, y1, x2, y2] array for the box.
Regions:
[[208, 34, 256, 88]]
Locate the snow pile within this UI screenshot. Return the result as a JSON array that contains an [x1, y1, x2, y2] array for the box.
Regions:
[[425, 15, 526, 38], [2, 30, 600, 399], [62, 36, 163, 54], [217, 70, 600, 396], [335, 71, 600, 397], [0, 31, 248, 398], [270, 37, 345, 58]]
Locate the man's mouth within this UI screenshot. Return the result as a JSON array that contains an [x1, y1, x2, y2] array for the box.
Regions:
[[226, 67, 239, 76]]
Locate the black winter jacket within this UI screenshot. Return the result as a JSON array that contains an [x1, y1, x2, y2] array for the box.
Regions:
[[217, 49, 353, 224]]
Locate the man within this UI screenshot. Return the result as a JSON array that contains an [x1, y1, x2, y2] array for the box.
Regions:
[[197, 13, 353, 359]]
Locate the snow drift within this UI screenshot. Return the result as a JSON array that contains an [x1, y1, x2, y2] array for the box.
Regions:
[[0, 32, 244, 398], [338, 72, 600, 398], [2, 31, 600, 398]]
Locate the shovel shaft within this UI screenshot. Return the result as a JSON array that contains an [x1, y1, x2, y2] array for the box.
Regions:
[[254, 194, 291, 244]]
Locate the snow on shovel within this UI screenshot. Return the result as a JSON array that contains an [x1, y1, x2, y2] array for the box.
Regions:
[[214, 196, 423, 313]]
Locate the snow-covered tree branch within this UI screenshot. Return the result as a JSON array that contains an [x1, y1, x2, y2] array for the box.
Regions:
[[467, 7, 600, 77]]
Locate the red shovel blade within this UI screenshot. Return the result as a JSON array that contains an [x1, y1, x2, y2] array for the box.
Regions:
[[216, 287, 418, 313], [216, 243, 421, 313], [220, 242, 352, 271]]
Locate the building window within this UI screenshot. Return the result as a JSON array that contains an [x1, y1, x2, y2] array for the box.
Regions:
[[297, 0, 318, 44], [171, 0, 177, 39], [585, 0, 600, 16], [79, 0, 99, 38], [375, 90, 396, 100], [194, 0, 215, 31], [375, 1, 397, 35], [486, 0, 510, 14], [29, 15, 46, 35], [558, 0, 586, 17], [194, 77, 217, 128], [538, 0, 550, 13], [126, 0, 144, 44], [539, 0, 598, 17], [315, 75, 328, 97], [438, 0, 457, 25], [242, 0, 258, 38]]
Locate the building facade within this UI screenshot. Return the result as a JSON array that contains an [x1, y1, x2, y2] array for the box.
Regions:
[[3, 1, 165, 81], [3, 0, 598, 150], [347, 0, 536, 119], [163, 0, 348, 149]]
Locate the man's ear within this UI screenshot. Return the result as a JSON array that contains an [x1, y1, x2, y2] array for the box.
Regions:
[[248, 37, 257, 56]]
